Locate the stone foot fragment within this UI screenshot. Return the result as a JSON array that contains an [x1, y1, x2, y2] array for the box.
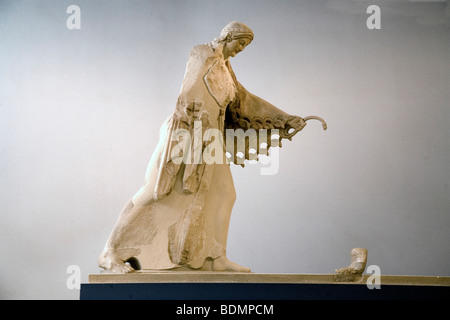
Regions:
[[334, 248, 368, 282]]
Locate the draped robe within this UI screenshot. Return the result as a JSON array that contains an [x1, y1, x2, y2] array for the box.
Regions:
[[103, 43, 299, 270]]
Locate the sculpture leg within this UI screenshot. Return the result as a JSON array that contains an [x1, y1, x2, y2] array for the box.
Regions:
[[98, 200, 152, 273], [98, 164, 251, 273], [207, 164, 251, 272]]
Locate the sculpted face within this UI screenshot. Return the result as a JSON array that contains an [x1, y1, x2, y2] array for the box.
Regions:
[[223, 37, 252, 59]]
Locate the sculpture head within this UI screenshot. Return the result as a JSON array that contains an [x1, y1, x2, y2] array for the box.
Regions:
[[218, 21, 254, 59]]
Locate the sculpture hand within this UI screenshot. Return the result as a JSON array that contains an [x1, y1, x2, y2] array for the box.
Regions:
[[281, 115, 327, 140], [286, 116, 307, 131]]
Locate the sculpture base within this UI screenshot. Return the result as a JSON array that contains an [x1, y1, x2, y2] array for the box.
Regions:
[[81, 272, 450, 300]]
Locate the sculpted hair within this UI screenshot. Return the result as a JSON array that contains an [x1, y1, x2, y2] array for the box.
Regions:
[[209, 21, 254, 49]]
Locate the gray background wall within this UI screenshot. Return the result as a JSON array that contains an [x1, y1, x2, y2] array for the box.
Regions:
[[1, 0, 449, 299]]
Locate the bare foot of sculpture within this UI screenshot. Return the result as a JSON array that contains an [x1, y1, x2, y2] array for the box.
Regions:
[[211, 256, 251, 272], [98, 251, 136, 273]]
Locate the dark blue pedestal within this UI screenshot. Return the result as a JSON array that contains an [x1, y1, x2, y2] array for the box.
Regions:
[[80, 282, 450, 300]]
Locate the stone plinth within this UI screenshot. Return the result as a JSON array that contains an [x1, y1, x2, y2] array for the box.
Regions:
[[88, 271, 450, 286]]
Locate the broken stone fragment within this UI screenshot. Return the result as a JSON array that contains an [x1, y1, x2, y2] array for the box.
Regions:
[[334, 248, 368, 282]]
